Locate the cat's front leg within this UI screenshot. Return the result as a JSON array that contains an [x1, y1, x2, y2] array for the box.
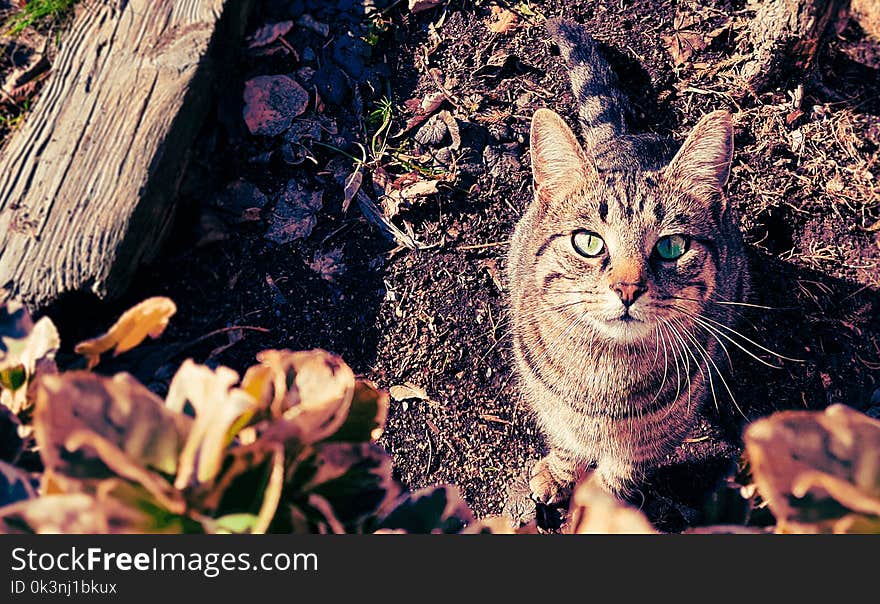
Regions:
[[529, 450, 584, 504]]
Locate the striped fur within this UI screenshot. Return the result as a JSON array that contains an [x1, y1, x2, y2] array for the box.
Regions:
[[508, 20, 749, 501]]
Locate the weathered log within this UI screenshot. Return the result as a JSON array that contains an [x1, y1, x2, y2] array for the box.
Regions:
[[740, 0, 851, 91], [0, 0, 253, 308]]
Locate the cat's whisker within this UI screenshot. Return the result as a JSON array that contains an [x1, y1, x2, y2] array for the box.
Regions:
[[670, 295, 784, 311], [672, 305, 801, 364], [649, 323, 669, 406], [675, 308, 781, 369], [670, 317, 719, 414], [651, 321, 662, 367], [678, 312, 735, 372], [662, 321, 684, 409], [660, 318, 693, 413], [660, 330, 681, 421], [671, 316, 748, 421]]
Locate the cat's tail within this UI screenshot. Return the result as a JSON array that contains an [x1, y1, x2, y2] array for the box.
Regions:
[[546, 18, 631, 145]]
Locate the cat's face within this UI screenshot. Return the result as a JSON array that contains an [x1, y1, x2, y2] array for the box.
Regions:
[[526, 109, 734, 344]]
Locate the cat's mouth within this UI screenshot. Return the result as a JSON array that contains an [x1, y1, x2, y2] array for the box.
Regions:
[[617, 313, 639, 323], [592, 308, 655, 343]]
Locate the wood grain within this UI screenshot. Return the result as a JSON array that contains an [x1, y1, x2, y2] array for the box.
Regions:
[[0, 0, 253, 307]]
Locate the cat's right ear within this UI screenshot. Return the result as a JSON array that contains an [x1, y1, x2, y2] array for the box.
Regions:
[[530, 109, 591, 199]]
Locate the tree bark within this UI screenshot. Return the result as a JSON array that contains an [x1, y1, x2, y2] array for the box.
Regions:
[[741, 0, 851, 91]]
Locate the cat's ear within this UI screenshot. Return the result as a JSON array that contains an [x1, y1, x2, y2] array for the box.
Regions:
[[530, 108, 592, 198], [664, 110, 733, 201]]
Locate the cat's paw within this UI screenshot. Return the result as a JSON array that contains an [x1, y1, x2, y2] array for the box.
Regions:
[[529, 454, 577, 505]]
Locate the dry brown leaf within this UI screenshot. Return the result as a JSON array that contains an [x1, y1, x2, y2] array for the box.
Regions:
[[266, 180, 323, 244], [389, 382, 429, 402], [242, 75, 309, 136], [660, 13, 729, 67], [745, 404, 880, 534], [307, 248, 345, 283], [409, 0, 443, 14], [400, 179, 440, 200], [567, 475, 658, 534], [74, 297, 176, 369], [486, 5, 518, 33], [341, 169, 362, 213], [396, 91, 445, 136], [248, 21, 294, 48]]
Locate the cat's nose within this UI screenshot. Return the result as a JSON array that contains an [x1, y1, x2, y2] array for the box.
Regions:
[[611, 281, 647, 307]]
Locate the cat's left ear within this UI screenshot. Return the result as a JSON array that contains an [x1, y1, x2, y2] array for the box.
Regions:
[[664, 111, 733, 203]]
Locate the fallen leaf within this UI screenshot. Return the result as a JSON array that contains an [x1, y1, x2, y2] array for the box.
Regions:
[[408, 0, 443, 14], [195, 209, 229, 247], [297, 14, 330, 37], [415, 113, 448, 146], [400, 179, 440, 200], [473, 52, 537, 80], [661, 13, 706, 66], [307, 248, 345, 283], [389, 382, 429, 402], [396, 92, 446, 136], [74, 297, 176, 369], [215, 179, 268, 223], [242, 75, 309, 136], [486, 6, 518, 33], [266, 180, 323, 244], [327, 159, 363, 213], [247, 21, 294, 49]]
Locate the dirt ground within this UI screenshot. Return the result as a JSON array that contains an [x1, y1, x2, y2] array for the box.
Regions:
[[4, 0, 879, 531]]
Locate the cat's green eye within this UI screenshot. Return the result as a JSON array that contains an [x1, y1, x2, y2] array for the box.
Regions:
[[571, 230, 605, 258], [655, 235, 689, 260]]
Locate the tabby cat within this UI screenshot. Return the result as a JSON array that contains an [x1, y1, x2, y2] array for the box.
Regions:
[[507, 18, 749, 501]]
